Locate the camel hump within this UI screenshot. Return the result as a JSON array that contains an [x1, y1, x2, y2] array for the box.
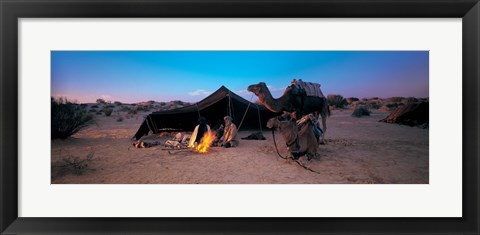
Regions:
[[295, 80, 325, 98]]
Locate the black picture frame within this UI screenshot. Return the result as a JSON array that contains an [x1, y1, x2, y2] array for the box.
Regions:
[[1, 0, 478, 234]]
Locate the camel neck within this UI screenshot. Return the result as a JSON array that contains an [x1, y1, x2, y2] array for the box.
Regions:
[[259, 89, 288, 113]]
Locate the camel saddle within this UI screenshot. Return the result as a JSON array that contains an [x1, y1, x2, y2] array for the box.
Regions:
[[291, 80, 325, 98]]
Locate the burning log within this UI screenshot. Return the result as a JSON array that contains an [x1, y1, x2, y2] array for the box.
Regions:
[[194, 132, 217, 153], [166, 132, 218, 155]]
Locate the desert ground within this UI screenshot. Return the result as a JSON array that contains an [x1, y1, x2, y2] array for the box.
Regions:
[[51, 106, 428, 184]]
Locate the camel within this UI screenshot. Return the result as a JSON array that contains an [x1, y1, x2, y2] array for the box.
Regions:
[[247, 82, 330, 143], [266, 112, 319, 160]]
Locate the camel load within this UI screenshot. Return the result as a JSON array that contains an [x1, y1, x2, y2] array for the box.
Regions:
[[291, 79, 325, 98]]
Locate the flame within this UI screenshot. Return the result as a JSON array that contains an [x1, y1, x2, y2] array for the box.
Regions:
[[193, 131, 216, 153]]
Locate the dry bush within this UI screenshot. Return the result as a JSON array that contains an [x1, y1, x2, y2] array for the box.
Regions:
[[327, 94, 347, 108], [173, 100, 184, 106], [135, 106, 146, 112], [387, 97, 404, 103], [128, 109, 138, 115], [405, 97, 419, 103], [366, 100, 381, 109], [143, 104, 152, 111], [352, 105, 371, 117], [346, 97, 359, 104], [120, 106, 131, 112], [103, 108, 113, 116], [96, 98, 106, 104], [51, 97, 93, 139], [380, 103, 400, 112], [57, 152, 95, 175]]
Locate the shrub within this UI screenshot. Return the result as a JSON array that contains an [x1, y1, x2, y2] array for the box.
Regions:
[[51, 97, 93, 139], [114, 101, 122, 106], [352, 105, 371, 117], [135, 106, 145, 112], [405, 97, 419, 103], [366, 100, 381, 109], [386, 103, 399, 109], [174, 100, 184, 106], [388, 97, 404, 103], [327, 94, 347, 108], [96, 98, 106, 105], [90, 105, 99, 109], [120, 106, 131, 112], [60, 152, 94, 175], [116, 117, 124, 122], [142, 104, 152, 111], [346, 97, 359, 104], [128, 109, 137, 115], [103, 108, 113, 116]]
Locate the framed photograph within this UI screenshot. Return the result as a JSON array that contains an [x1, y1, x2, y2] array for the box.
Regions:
[[1, 0, 478, 234]]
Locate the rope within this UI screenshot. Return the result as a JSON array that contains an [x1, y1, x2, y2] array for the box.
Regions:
[[145, 116, 154, 133], [237, 94, 253, 131], [271, 129, 288, 160], [271, 129, 321, 175], [148, 115, 158, 133]]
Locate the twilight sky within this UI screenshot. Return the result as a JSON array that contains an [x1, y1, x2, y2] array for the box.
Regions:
[[51, 51, 428, 104]]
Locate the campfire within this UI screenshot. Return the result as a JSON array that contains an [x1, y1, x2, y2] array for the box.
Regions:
[[192, 132, 217, 153]]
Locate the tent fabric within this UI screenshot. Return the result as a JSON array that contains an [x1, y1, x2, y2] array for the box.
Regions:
[[380, 101, 429, 127], [133, 86, 279, 140]]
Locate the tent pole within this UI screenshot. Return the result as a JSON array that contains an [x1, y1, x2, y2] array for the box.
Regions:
[[228, 92, 232, 117], [195, 103, 201, 118], [256, 104, 263, 133]]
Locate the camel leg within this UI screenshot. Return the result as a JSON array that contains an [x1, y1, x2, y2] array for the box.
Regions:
[[307, 153, 314, 161]]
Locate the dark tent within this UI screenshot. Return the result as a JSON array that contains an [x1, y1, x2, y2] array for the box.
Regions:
[[133, 86, 279, 140]]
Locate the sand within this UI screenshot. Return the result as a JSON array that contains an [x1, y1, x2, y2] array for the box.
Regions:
[[51, 109, 428, 184]]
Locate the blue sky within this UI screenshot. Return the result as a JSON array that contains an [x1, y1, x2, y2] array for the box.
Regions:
[[51, 51, 428, 103]]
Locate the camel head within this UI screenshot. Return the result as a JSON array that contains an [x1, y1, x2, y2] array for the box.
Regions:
[[266, 112, 295, 129], [247, 82, 268, 96]]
